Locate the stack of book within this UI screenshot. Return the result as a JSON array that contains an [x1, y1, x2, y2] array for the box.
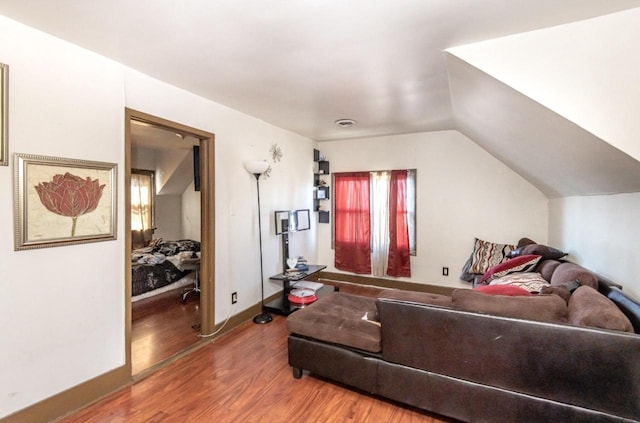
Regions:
[[295, 256, 309, 271]]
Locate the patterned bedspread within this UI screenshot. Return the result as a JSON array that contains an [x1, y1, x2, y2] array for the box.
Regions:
[[131, 239, 200, 297]]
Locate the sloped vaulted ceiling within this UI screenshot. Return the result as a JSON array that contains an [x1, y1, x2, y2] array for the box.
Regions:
[[447, 8, 640, 197], [446, 54, 640, 198]]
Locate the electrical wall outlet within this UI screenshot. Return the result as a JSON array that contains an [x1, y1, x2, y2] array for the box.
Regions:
[[231, 292, 238, 304], [442, 267, 449, 276]]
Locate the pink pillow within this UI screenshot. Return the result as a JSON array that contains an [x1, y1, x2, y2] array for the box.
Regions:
[[474, 284, 532, 296], [480, 254, 542, 283]]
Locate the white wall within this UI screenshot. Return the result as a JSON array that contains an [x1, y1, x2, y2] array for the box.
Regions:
[[181, 181, 200, 241], [131, 146, 157, 171], [124, 69, 316, 321], [156, 194, 183, 240], [131, 147, 182, 240], [0, 16, 125, 418], [549, 193, 640, 299], [0, 15, 314, 419], [317, 131, 549, 288], [448, 7, 640, 162]]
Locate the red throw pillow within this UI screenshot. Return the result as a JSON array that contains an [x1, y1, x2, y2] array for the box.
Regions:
[[474, 284, 532, 296], [480, 254, 542, 283]]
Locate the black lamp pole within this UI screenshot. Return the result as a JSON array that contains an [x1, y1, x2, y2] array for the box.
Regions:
[[252, 172, 272, 324]]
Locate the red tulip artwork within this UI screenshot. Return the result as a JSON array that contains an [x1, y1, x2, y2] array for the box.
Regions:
[[34, 172, 106, 237]]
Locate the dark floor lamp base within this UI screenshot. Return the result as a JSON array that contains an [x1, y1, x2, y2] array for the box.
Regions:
[[253, 311, 273, 324]]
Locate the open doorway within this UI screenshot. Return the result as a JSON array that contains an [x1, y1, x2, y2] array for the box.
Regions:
[[124, 109, 215, 377]]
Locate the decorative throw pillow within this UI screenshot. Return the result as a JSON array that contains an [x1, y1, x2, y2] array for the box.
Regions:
[[469, 238, 516, 275], [568, 286, 634, 333], [516, 237, 537, 248], [459, 254, 476, 282], [508, 243, 566, 260], [489, 272, 550, 293], [480, 254, 542, 283], [452, 289, 568, 324], [474, 284, 532, 296]]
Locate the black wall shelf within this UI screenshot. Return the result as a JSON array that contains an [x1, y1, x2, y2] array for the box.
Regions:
[[313, 149, 330, 222]]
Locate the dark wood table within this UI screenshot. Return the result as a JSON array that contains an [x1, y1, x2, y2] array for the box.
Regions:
[[264, 265, 334, 315]]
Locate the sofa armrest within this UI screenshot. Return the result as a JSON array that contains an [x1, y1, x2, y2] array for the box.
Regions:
[[598, 283, 640, 334]]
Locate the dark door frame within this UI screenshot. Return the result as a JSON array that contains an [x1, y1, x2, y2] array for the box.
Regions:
[[124, 108, 216, 375]]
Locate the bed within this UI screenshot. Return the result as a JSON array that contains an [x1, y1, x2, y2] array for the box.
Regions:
[[131, 239, 201, 300]]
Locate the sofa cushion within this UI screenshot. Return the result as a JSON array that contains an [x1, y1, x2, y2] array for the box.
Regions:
[[377, 289, 452, 307], [480, 254, 542, 283], [286, 292, 381, 353], [508, 243, 567, 260], [568, 286, 634, 333], [469, 238, 515, 274], [539, 285, 572, 303], [452, 289, 568, 324], [488, 272, 550, 293], [550, 262, 598, 290], [535, 259, 563, 282]]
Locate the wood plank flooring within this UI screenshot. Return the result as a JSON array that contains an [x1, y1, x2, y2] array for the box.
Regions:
[[60, 287, 456, 423], [131, 285, 200, 375]]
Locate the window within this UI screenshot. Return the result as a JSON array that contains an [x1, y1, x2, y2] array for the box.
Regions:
[[131, 169, 155, 231], [334, 169, 416, 277]]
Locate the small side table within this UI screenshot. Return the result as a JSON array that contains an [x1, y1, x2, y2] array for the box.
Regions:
[[265, 265, 333, 315]]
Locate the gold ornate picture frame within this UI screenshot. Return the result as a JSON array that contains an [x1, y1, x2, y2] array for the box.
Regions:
[[14, 153, 117, 250], [1, 63, 7, 166]]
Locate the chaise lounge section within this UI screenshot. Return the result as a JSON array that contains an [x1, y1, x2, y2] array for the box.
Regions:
[[287, 258, 640, 422]]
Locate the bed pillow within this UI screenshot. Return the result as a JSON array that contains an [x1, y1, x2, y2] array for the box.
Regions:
[[489, 272, 551, 293], [469, 238, 516, 275], [452, 289, 568, 324], [480, 254, 542, 283]]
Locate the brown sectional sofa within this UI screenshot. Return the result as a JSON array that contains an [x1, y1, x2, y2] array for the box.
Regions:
[[287, 260, 640, 422]]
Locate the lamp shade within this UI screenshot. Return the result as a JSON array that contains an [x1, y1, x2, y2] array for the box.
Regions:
[[244, 160, 269, 175]]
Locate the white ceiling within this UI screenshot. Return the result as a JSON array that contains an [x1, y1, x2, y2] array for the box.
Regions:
[[1, 0, 638, 141], [131, 121, 199, 150]]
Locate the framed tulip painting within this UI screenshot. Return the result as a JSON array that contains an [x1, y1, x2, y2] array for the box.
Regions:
[[13, 153, 117, 250]]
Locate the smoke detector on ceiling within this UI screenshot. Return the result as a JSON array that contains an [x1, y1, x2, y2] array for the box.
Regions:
[[334, 118, 357, 128]]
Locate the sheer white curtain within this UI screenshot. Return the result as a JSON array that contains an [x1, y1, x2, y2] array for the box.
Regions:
[[406, 169, 417, 255], [131, 172, 153, 231], [370, 171, 390, 276]]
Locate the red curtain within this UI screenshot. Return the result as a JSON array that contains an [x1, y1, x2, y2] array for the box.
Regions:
[[387, 170, 411, 277], [334, 172, 371, 274]]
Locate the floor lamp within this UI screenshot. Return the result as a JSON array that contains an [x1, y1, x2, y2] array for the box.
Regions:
[[244, 160, 273, 324]]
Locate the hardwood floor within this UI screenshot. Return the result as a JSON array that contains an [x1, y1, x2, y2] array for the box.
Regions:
[[132, 285, 200, 375], [60, 292, 455, 422]]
